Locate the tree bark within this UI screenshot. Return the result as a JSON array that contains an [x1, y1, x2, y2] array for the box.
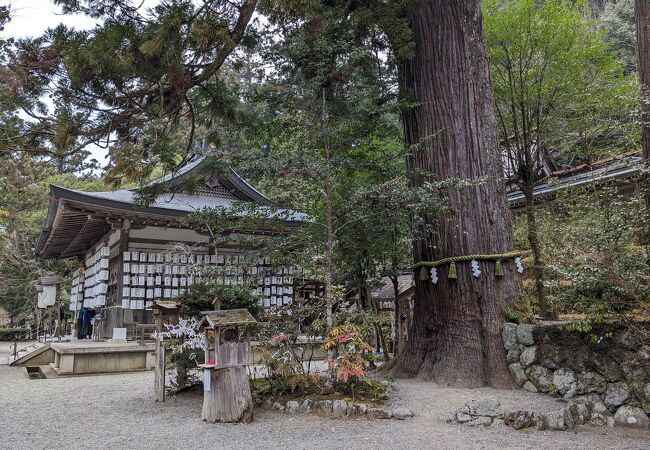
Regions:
[[324, 163, 334, 329], [201, 366, 253, 423], [390, 0, 520, 387], [636, 0, 650, 212], [390, 273, 402, 354]]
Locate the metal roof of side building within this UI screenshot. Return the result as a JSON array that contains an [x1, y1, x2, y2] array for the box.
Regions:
[[507, 152, 643, 210]]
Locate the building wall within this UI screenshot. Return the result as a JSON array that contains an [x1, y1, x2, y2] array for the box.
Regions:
[[70, 225, 305, 339]]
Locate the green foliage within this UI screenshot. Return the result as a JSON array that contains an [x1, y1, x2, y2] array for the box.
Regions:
[[0, 159, 107, 322], [253, 295, 390, 404], [485, 0, 639, 169], [0, 327, 30, 340], [178, 279, 264, 319], [599, 0, 637, 72], [1, 0, 257, 179], [166, 280, 264, 394], [513, 186, 650, 320]]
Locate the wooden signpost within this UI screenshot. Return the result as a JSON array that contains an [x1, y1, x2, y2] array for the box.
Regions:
[[152, 300, 180, 403], [198, 308, 257, 423]]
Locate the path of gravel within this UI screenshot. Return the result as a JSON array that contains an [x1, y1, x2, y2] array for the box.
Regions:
[[0, 360, 648, 450]]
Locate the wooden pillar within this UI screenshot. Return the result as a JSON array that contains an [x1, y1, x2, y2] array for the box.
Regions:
[[153, 310, 165, 402], [201, 366, 253, 423], [115, 222, 130, 327]]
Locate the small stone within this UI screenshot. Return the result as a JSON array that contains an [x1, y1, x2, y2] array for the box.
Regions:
[[285, 401, 300, 414], [589, 413, 609, 426], [315, 400, 333, 414], [606, 416, 615, 427], [637, 346, 650, 360], [573, 394, 601, 413], [615, 331, 637, 350], [533, 412, 547, 430], [544, 408, 574, 430], [509, 363, 528, 387], [553, 368, 577, 399], [575, 372, 606, 395], [299, 399, 313, 414], [645, 383, 650, 401], [504, 410, 533, 430], [570, 402, 590, 425], [613, 405, 650, 428], [592, 358, 622, 382], [367, 407, 392, 419], [272, 402, 284, 411], [604, 383, 631, 412], [456, 411, 473, 423], [525, 365, 554, 392], [465, 399, 505, 418], [516, 324, 535, 346], [507, 345, 524, 364], [520, 346, 537, 368], [522, 381, 538, 393], [502, 323, 518, 350], [332, 400, 349, 417], [577, 405, 590, 424], [467, 416, 492, 427], [348, 402, 368, 416], [593, 401, 611, 415], [392, 407, 414, 420]]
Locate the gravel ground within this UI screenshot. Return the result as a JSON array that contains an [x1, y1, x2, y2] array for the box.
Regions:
[[0, 348, 648, 449]]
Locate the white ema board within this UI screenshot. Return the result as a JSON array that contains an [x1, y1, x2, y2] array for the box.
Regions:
[[112, 328, 127, 340], [203, 369, 211, 391]]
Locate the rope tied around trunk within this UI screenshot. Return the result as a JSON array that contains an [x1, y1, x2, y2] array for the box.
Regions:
[[412, 250, 525, 281]]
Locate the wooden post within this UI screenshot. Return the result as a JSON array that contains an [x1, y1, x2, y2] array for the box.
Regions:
[[201, 366, 253, 423], [153, 310, 165, 402]]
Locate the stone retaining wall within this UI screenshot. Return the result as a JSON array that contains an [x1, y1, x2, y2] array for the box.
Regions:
[[503, 322, 650, 428]]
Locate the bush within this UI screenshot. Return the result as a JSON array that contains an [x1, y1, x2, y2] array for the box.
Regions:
[[513, 187, 649, 325], [0, 327, 30, 340], [178, 281, 264, 319]]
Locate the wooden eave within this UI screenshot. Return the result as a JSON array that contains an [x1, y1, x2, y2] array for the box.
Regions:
[[199, 309, 257, 328]]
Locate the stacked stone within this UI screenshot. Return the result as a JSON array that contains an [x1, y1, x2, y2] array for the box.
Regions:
[[503, 322, 650, 429]]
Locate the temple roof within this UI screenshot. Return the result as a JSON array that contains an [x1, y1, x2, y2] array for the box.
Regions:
[[507, 152, 643, 210], [199, 309, 258, 328], [36, 155, 307, 259]]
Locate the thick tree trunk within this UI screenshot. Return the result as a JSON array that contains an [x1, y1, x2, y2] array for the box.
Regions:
[[522, 182, 553, 319], [202, 366, 253, 423], [636, 0, 650, 212], [390, 0, 519, 387]]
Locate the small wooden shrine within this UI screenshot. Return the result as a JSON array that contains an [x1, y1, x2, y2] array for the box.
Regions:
[[199, 308, 257, 423]]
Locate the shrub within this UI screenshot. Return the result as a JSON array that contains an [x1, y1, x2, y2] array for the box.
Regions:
[[0, 327, 30, 340], [514, 186, 649, 325]]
